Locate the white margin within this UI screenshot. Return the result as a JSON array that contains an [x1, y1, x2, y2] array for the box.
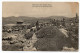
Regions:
[[0, 0, 80, 53]]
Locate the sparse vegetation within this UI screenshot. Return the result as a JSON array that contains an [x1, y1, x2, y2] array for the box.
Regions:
[[2, 15, 79, 51]]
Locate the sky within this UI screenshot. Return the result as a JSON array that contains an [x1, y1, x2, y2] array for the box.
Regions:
[[2, 2, 79, 18]]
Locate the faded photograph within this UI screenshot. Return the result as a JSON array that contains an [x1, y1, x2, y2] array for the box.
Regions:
[[2, 2, 79, 51]]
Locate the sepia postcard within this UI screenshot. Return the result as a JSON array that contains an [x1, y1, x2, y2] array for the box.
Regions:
[[2, 2, 79, 51]]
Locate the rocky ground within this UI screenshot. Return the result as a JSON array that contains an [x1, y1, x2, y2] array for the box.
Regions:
[[2, 26, 78, 51]]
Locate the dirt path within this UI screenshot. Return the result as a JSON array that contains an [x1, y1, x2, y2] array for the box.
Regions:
[[23, 33, 37, 51]]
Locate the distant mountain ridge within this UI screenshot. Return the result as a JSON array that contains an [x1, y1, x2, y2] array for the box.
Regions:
[[2, 16, 75, 25]]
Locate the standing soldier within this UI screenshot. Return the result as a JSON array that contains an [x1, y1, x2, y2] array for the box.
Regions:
[[36, 21, 40, 31]]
